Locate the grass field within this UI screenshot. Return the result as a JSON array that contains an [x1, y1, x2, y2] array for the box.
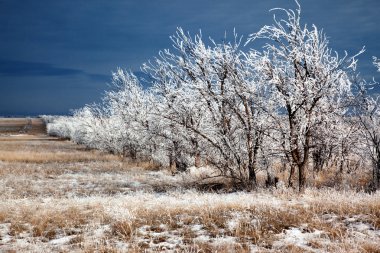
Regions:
[[0, 117, 46, 135], [0, 118, 379, 252]]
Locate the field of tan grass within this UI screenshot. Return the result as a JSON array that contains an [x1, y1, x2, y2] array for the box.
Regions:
[[0, 117, 46, 135], [0, 119, 379, 252]]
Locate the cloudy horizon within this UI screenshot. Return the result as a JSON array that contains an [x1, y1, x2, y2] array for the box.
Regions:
[[1, 0, 379, 116]]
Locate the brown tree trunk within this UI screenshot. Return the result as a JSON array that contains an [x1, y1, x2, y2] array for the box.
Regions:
[[248, 162, 257, 190], [298, 133, 311, 193], [169, 153, 176, 174], [193, 140, 201, 168], [288, 165, 295, 188], [298, 162, 307, 193], [247, 133, 260, 190], [195, 152, 201, 168], [129, 147, 137, 160], [374, 157, 380, 190]]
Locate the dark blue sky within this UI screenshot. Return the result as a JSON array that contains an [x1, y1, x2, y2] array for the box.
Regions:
[[0, 0, 379, 116]]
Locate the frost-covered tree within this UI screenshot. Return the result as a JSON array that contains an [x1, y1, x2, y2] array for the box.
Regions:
[[45, 1, 379, 192], [104, 69, 152, 159], [246, 1, 362, 191], [373, 57, 380, 72], [356, 62, 380, 190], [46, 116, 81, 139], [48, 70, 153, 159], [357, 95, 380, 190], [143, 29, 272, 188]]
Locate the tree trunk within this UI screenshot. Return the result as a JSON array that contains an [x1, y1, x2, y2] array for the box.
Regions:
[[288, 165, 295, 188], [195, 152, 201, 168], [129, 147, 137, 160], [298, 162, 307, 193], [175, 159, 187, 172], [169, 153, 176, 174], [247, 134, 260, 190], [374, 158, 380, 190], [298, 133, 311, 193], [193, 140, 201, 168], [248, 162, 257, 190]]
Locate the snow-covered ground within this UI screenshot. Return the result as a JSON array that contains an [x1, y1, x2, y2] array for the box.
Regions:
[[0, 135, 379, 252]]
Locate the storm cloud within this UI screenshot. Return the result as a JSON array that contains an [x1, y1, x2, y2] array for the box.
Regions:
[[0, 0, 379, 115]]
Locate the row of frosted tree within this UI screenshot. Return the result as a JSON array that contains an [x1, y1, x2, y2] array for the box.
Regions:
[[46, 3, 380, 192]]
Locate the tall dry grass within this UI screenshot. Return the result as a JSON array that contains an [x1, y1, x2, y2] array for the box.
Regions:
[[0, 189, 379, 252], [0, 150, 118, 163], [0, 120, 379, 252]]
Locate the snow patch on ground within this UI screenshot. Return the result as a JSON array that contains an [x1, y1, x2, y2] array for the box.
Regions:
[[0, 223, 12, 244], [273, 227, 324, 252], [49, 235, 77, 245], [135, 224, 183, 251], [343, 215, 380, 238], [186, 166, 218, 178]]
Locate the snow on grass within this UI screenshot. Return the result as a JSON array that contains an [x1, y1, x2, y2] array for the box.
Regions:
[[272, 227, 324, 250], [1, 136, 380, 252], [1, 189, 379, 252]]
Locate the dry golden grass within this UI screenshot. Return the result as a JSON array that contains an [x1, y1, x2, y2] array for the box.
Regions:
[[0, 189, 379, 252], [0, 150, 118, 163], [265, 160, 373, 191], [119, 159, 161, 171], [0, 119, 379, 252], [361, 242, 380, 253], [6, 205, 108, 240], [98, 189, 380, 252], [0, 117, 46, 135], [0, 133, 119, 164]]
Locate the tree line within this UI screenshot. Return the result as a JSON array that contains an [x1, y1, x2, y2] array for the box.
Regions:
[[45, 2, 380, 192]]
